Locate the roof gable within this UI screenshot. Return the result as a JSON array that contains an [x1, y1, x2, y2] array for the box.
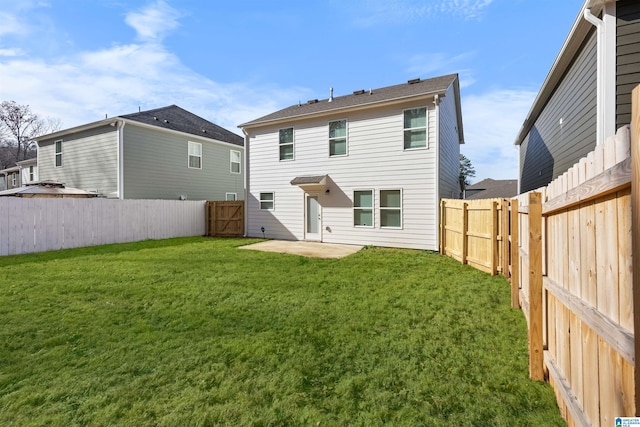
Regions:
[[120, 105, 243, 146], [240, 74, 459, 128]]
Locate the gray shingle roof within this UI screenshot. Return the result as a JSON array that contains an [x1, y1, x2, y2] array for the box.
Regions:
[[465, 178, 518, 200], [239, 74, 458, 128], [121, 105, 244, 146]]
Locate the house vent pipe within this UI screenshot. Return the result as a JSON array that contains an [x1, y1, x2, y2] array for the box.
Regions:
[[329, 87, 334, 102]]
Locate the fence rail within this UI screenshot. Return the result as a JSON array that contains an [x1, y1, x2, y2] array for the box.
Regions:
[[440, 87, 639, 425], [0, 198, 206, 256]]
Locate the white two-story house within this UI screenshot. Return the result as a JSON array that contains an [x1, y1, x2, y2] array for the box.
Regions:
[[239, 74, 464, 250]]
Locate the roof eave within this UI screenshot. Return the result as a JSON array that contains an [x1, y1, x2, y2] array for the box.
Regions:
[[514, 0, 600, 146]]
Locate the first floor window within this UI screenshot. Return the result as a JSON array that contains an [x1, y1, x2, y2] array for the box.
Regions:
[[279, 128, 294, 161], [55, 140, 63, 167], [403, 107, 427, 149], [29, 166, 34, 182], [353, 190, 373, 227], [230, 150, 241, 174], [380, 189, 402, 228], [188, 141, 202, 169], [260, 192, 274, 210], [329, 119, 347, 156], [226, 192, 237, 201], [11, 172, 17, 186]]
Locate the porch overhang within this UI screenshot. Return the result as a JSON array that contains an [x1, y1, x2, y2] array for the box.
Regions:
[[290, 174, 328, 191]]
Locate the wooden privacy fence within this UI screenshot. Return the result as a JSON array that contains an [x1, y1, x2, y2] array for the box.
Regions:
[[439, 88, 640, 425], [0, 198, 206, 256], [205, 200, 244, 237], [440, 198, 509, 275]]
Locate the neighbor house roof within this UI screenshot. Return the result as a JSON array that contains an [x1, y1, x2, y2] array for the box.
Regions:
[[464, 178, 518, 200], [513, 0, 603, 146], [120, 105, 243, 146], [34, 105, 243, 147], [240, 74, 463, 143]]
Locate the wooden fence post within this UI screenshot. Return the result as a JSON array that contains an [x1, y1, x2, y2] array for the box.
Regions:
[[502, 199, 510, 278], [631, 84, 640, 415], [440, 200, 446, 254], [529, 191, 544, 381], [511, 199, 520, 308], [462, 202, 468, 265], [491, 201, 498, 276]]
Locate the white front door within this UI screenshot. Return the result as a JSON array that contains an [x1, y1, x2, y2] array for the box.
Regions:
[[305, 194, 321, 241]]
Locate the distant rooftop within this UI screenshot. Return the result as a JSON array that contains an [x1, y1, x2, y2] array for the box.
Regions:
[[465, 178, 518, 200]]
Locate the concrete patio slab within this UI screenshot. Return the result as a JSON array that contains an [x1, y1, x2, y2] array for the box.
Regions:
[[239, 240, 363, 259]]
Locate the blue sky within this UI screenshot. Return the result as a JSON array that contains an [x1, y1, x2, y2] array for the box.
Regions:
[[0, 0, 585, 182]]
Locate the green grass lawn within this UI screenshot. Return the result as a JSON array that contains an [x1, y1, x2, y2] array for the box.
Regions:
[[0, 237, 563, 426]]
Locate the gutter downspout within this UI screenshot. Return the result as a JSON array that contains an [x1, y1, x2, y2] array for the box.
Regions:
[[117, 120, 126, 199], [241, 127, 249, 237], [434, 93, 441, 251], [584, 4, 616, 145]]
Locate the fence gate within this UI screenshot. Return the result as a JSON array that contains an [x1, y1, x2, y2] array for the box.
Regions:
[[206, 201, 244, 237]]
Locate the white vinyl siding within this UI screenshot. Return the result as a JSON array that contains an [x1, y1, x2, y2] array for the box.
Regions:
[[230, 150, 241, 173], [55, 140, 63, 167], [246, 96, 440, 249], [353, 190, 373, 227], [329, 119, 347, 156], [260, 192, 274, 210], [380, 189, 402, 228], [188, 141, 202, 169], [279, 128, 294, 161], [403, 107, 427, 149]]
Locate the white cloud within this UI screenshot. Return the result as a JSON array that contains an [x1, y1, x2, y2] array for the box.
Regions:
[[461, 89, 536, 182], [0, 12, 26, 37], [406, 52, 476, 87], [125, 0, 182, 42], [0, 48, 24, 57], [348, 0, 494, 26], [0, 1, 309, 135]]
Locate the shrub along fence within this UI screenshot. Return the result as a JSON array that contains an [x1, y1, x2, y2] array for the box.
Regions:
[[439, 88, 640, 425], [0, 198, 206, 256]]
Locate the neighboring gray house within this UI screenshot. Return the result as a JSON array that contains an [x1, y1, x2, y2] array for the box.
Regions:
[[239, 74, 464, 251], [35, 105, 244, 200], [514, 0, 640, 193], [464, 178, 518, 200], [0, 165, 20, 191]]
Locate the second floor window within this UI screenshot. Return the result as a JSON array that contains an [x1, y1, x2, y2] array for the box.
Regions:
[[329, 120, 347, 156], [188, 141, 202, 169], [279, 128, 294, 161], [55, 140, 63, 167], [403, 107, 427, 149], [230, 150, 241, 174]]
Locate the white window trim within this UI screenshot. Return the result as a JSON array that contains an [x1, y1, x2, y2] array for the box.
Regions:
[[54, 139, 63, 168], [230, 150, 241, 174], [403, 107, 428, 150], [379, 188, 403, 229], [278, 127, 294, 161], [328, 119, 348, 157], [353, 189, 374, 228], [225, 192, 237, 201], [259, 192, 275, 211], [188, 141, 202, 169]]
